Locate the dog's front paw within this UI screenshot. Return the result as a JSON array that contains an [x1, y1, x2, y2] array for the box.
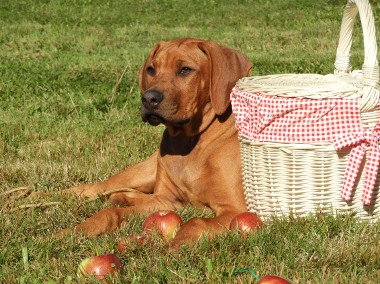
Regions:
[[169, 237, 193, 251], [28, 191, 51, 199], [61, 184, 102, 200], [169, 217, 208, 250], [55, 227, 74, 238]]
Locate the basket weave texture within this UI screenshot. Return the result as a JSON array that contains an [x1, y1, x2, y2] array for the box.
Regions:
[[231, 0, 380, 220]]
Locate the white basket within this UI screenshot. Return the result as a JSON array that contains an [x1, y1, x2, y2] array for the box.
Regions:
[[232, 0, 380, 220]]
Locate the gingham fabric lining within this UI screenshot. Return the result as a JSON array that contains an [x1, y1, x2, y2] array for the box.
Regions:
[[231, 87, 380, 205], [334, 124, 380, 205]]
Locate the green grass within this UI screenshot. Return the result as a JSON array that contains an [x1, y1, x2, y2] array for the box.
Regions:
[[1, 0, 380, 283]]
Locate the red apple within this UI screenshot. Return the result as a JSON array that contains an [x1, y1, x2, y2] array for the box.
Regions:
[[257, 275, 291, 284], [229, 212, 263, 234], [117, 233, 146, 253], [77, 253, 122, 280], [142, 210, 183, 242]]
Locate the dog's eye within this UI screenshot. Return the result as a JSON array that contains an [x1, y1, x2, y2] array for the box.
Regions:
[[146, 66, 155, 76], [178, 67, 193, 77]]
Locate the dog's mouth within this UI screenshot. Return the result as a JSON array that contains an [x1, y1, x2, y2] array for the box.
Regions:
[[145, 114, 163, 126], [142, 112, 190, 128]]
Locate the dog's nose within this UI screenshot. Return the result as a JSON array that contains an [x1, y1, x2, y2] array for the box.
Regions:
[[141, 90, 164, 109]]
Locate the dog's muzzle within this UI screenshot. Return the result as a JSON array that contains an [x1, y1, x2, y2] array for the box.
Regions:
[[141, 90, 165, 126], [142, 90, 163, 110], [141, 90, 190, 128]]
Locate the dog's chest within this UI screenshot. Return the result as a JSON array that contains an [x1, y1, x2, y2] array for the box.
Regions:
[[160, 153, 207, 206], [159, 136, 209, 197], [157, 127, 234, 204], [160, 147, 204, 185]]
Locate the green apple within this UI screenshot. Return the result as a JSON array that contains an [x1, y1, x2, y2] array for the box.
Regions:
[[77, 253, 122, 280], [229, 212, 263, 234], [142, 210, 183, 242]]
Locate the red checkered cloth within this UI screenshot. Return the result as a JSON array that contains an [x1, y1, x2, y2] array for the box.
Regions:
[[231, 87, 380, 205], [334, 124, 380, 205]]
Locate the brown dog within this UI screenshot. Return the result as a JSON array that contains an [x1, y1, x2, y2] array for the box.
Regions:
[[63, 38, 252, 248]]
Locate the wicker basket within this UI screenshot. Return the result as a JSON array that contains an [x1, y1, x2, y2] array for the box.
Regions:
[[231, 0, 380, 220]]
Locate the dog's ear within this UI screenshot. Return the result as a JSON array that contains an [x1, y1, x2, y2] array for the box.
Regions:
[[139, 43, 161, 92], [198, 41, 252, 115]]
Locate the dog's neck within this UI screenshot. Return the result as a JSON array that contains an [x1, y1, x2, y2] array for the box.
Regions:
[[165, 100, 234, 136], [160, 105, 236, 156]]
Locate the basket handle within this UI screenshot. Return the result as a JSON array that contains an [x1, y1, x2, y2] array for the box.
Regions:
[[334, 0, 379, 108]]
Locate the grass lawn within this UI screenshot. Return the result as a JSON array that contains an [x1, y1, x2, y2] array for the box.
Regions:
[[1, 0, 380, 283]]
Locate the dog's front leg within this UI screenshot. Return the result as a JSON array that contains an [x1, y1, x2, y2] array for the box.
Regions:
[[57, 192, 179, 237], [56, 207, 133, 237], [63, 150, 158, 200], [169, 211, 241, 249]]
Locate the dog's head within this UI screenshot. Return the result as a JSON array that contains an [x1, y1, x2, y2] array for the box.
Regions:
[[139, 38, 252, 136]]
